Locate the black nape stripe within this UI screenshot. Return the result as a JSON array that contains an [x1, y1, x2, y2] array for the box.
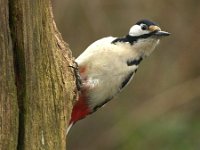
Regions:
[[111, 37, 129, 44], [127, 57, 143, 66], [112, 30, 157, 45]]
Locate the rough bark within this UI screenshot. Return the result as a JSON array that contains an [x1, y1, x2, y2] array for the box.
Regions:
[[0, 0, 76, 149], [0, 0, 18, 149]]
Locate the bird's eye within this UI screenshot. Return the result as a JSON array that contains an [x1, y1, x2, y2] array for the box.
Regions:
[[141, 24, 148, 30]]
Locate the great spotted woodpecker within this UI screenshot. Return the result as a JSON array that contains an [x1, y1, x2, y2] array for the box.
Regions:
[[68, 19, 170, 133]]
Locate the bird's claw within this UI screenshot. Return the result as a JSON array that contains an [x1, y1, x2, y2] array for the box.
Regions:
[[69, 62, 82, 91]]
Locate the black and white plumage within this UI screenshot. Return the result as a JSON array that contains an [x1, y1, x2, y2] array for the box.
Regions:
[[68, 19, 170, 132]]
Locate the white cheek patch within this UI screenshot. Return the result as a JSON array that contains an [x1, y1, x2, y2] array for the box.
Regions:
[[129, 25, 150, 37]]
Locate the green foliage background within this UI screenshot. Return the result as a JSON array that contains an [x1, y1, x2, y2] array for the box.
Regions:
[[53, 0, 200, 149]]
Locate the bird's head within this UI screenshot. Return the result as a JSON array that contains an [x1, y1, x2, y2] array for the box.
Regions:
[[129, 19, 170, 38], [127, 19, 170, 56]]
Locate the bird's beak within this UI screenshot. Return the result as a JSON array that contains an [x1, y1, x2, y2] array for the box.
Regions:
[[154, 30, 171, 37], [149, 25, 171, 37]]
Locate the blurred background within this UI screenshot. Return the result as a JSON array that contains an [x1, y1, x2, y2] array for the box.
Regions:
[[52, 0, 200, 149]]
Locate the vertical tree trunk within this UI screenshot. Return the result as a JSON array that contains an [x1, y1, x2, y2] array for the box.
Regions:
[[0, 0, 18, 149], [0, 0, 76, 149]]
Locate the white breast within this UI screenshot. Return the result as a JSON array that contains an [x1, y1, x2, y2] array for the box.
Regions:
[[76, 37, 139, 109]]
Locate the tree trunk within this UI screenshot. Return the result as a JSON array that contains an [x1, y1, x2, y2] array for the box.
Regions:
[[0, 0, 18, 149], [0, 0, 76, 149]]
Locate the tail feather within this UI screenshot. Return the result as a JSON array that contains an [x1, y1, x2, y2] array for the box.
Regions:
[[67, 122, 73, 135]]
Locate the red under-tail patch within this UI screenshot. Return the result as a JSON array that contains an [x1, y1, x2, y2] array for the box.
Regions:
[[69, 64, 91, 125], [69, 90, 91, 125]]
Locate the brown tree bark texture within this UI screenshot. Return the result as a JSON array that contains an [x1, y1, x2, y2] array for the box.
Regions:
[[0, 0, 18, 149], [0, 0, 76, 149]]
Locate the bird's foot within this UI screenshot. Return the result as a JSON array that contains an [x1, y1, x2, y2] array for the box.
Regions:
[[69, 61, 82, 91]]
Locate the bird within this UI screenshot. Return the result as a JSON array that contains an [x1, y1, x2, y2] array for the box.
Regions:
[[67, 19, 170, 133]]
